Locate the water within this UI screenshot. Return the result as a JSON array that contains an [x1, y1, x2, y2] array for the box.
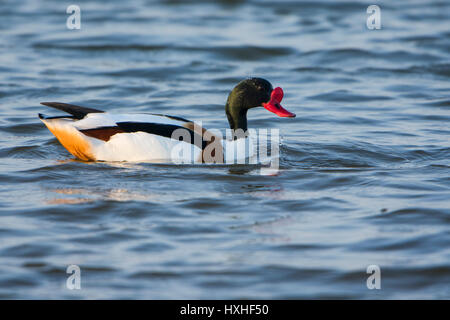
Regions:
[[0, 0, 449, 299]]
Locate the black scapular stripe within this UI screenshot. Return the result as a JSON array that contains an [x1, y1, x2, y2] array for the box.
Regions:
[[40, 102, 104, 120], [149, 113, 191, 123], [116, 122, 207, 149]]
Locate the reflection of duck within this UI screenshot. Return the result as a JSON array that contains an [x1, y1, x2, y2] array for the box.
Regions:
[[48, 187, 155, 204], [39, 78, 295, 163]]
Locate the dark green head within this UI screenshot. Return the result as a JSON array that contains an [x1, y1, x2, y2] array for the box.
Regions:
[[225, 78, 295, 132]]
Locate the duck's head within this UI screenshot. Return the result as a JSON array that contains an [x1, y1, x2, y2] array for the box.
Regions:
[[225, 78, 296, 132]]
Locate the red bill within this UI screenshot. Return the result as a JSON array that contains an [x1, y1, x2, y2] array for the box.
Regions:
[[262, 87, 296, 118]]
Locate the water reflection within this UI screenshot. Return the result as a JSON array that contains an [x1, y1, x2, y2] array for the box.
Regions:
[[48, 187, 156, 204]]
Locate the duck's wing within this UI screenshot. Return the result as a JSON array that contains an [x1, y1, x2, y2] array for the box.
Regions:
[[39, 101, 195, 142], [116, 122, 207, 149]]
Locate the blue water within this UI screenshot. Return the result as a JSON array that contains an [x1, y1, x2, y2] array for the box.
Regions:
[[0, 0, 449, 299]]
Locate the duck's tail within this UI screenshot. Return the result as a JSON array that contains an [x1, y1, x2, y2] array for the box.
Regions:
[[40, 102, 104, 119], [39, 102, 103, 161]]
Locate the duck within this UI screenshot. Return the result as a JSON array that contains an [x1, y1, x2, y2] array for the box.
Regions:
[[39, 78, 296, 163]]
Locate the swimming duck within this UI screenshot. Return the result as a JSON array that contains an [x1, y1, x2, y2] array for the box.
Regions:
[[39, 78, 296, 163]]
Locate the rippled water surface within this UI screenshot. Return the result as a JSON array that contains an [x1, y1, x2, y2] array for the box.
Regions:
[[0, 0, 449, 299]]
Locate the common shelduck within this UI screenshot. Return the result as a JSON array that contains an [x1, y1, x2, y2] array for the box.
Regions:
[[39, 78, 296, 163]]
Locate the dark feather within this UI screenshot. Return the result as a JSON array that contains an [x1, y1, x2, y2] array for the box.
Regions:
[[40, 102, 104, 120], [38, 113, 75, 120], [149, 113, 191, 123], [80, 126, 125, 142], [116, 122, 207, 149]]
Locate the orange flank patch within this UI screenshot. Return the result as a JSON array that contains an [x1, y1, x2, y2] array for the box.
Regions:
[[42, 120, 95, 161]]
